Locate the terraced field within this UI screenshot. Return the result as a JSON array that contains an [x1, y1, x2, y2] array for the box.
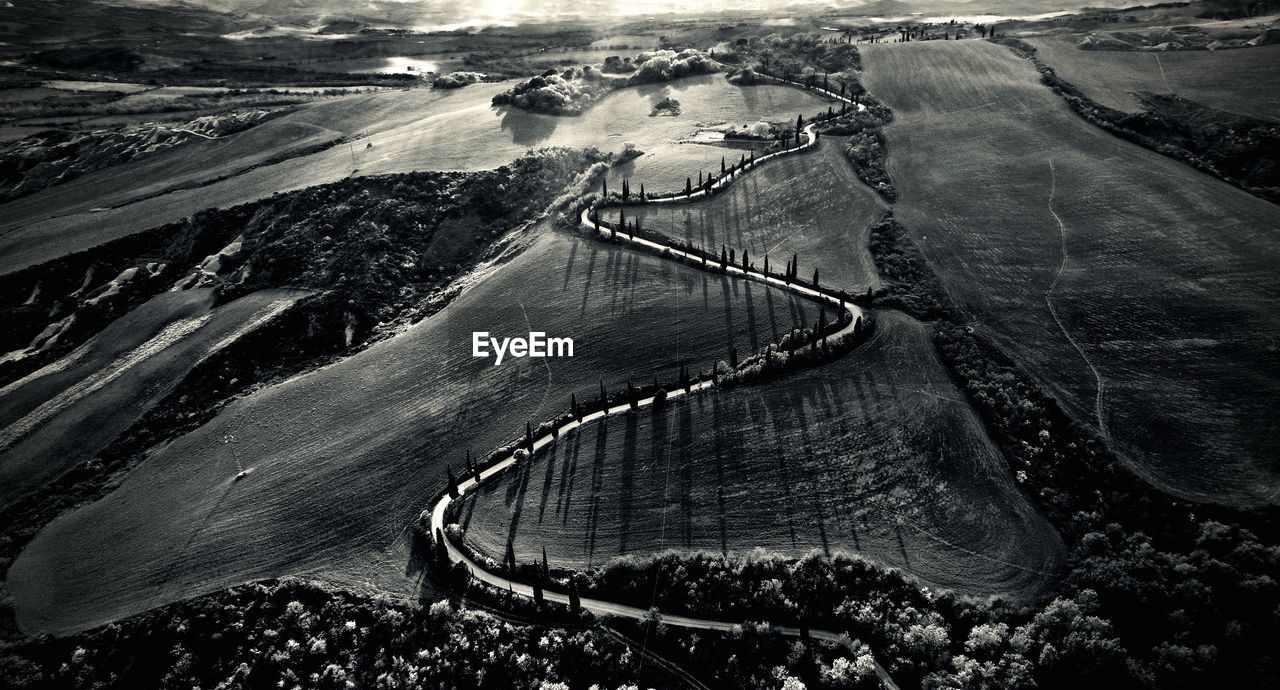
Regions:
[[0, 77, 824, 275], [7, 228, 825, 634], [598, 137, 888, 295], [463, 311, 1064, 599], [1026, 37, 1280, 121], [0, 288, 303, 508], [862, 40, 1280, 508]]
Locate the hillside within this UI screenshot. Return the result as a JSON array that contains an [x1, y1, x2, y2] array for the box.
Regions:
[[7, 230, 825, 634], [463, 311, 1065, 600], [861, 39, 1280, 507], [599, 137, 888, 295]]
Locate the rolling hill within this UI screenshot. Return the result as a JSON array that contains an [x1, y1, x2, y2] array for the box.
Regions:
[[861, 39, 1280, 508]]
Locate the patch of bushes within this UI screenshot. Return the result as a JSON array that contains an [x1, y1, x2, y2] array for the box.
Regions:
[[844, 128, 896, 202], [735, 33, 862, 81], [648, 96, 680, 117], [493, 50, 720, 115], [866, 212, 950, 320], [0, 579, 654, 690], [431, 71, 486, 89]]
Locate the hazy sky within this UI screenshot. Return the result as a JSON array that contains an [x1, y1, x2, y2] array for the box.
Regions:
[[139, 0, 1143, 30]]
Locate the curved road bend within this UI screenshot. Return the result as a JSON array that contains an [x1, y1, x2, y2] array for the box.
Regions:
[[423, 123, 899, 686]]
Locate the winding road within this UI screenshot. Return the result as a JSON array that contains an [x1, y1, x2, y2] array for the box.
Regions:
[[422, 114, 901, 688]]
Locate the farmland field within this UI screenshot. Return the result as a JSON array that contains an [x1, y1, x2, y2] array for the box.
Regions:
[[0, 76, 825, 275], [462, 311, 1064, 599], [861, 40, 1280, 508], [7, 228, 825, 634], [0, 288, 303, 508], [1025, 37, 1280, 121], [598, 137, 888, 295]]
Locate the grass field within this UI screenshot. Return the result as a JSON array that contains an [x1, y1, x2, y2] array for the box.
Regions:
[[7, 228, 826, 634], [861, 40, 1280, 508], [0, 288, 303, 509], [1025, 37, 1280, 121], [598, 137, 888, 295], [462, 311, 1064, 600], [0, 77, 825, 275]]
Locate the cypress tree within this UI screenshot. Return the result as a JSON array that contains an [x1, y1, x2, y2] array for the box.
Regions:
[[740, 153, 746, 169], [742, 249, 749, 271], [640, 183, 645, 201], [791, 253, 799, 279], [600, 379, 609, 412], [729, 248, 735, 264], [467, 450, 477, 480], [602, 178, 608, 197], [686, 177, 692, 196], [569, 576, 582, 612], [435, 529, 449, 569], [854, 316, 863, 338], [796, 114, 804, 142], [763, 254, 770, 276], [698, 171, 703, 186], [628, 380, 638, 410], [721, 156, 726, 175], [532, 570, 544, 605], [813, 268, 820, 287], [622, 179, 629, 203], [721, 245, 728, 268], [447, 467, 458, 498], [541, 546, 550, 580], [750, 149, 755, 165], [505, 538, 517, 572], [570, 393, 579, 420], [525, 421, 534, 451]]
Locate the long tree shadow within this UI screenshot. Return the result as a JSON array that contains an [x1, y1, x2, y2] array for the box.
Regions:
[[742, 280, 760, 353], [712, 399, 730, 555], [618, 414, 638, 554], [585, 419, 609, 567], [537, 438, 561, 525], [557, 428, 583, 524], [505, 446, 536, 547], [580, 242, 600, 316], [563, 237, 579, 290]]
